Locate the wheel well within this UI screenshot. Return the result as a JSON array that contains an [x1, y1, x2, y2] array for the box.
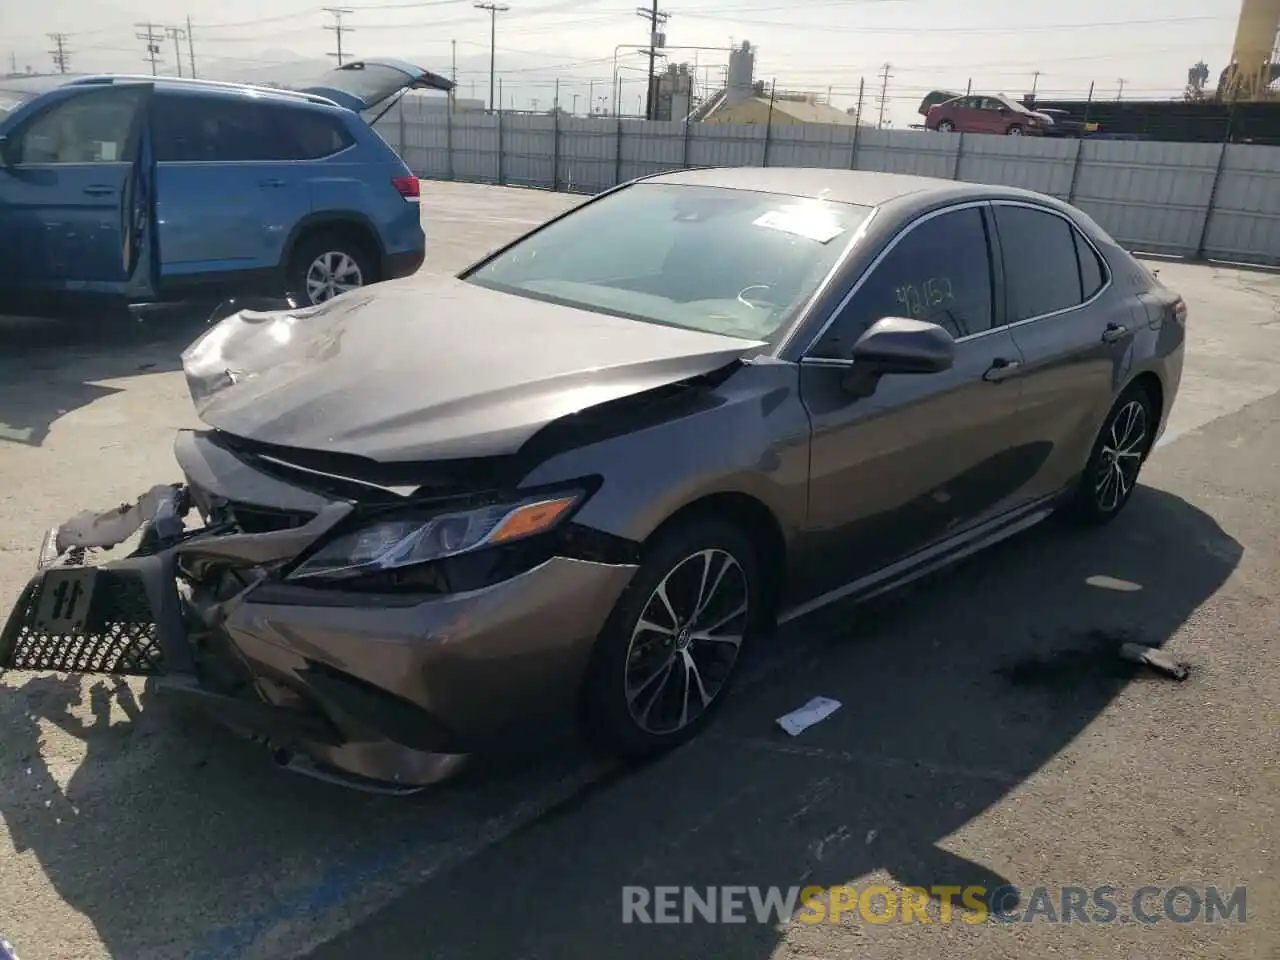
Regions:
[[1127, 371, 1165, 433], [289, 219, 383, 280], [647, 492, 788, 626]]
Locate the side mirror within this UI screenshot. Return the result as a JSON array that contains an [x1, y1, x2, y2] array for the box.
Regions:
[[842, 317, 955, 396]]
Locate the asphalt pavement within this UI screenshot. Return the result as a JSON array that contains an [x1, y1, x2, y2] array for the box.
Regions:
[[0, 182, 1276, 960]]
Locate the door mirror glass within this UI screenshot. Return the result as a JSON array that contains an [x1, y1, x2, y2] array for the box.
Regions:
[[851, 316, 956, 374]]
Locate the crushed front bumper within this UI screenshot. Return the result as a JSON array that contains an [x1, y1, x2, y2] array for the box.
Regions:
[[0, 443, 637, 792]]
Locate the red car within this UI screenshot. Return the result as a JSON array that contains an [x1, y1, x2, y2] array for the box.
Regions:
[[923, 93, 1049, 136]]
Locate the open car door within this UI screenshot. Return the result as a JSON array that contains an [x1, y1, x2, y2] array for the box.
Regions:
[[0, 79, 155, 316], [292, 59, 453, 115]]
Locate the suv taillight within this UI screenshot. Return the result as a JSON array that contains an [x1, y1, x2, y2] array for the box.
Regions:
[[392, 175, 420, 200], [1173, 297, 1187, 325]]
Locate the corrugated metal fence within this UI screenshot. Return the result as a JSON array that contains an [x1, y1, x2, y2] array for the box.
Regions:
[[378, 102, 1280, 268]]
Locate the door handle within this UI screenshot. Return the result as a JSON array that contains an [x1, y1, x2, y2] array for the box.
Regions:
[[83, 184, 115, 196], [259, 178, 286, 188], [1101, 322, 1128, 343], [982, 357, 1020, 382]]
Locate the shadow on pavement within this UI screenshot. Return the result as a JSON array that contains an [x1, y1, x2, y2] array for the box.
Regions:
[[0, 303, 218, 447], [0, 485, 1241, 959], [302, 485, 1241, 959]]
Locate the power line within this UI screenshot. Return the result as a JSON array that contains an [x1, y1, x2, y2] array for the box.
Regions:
[[47, 32, 71, 73], [323, 7, 355, 65], [135, 23, 165, 76], [474, 2, 510, 113], [636, 0, 669, 120]]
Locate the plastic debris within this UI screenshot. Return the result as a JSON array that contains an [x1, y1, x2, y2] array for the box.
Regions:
[[777, 696, 842, 736], [1118, 642, 1191, 681]]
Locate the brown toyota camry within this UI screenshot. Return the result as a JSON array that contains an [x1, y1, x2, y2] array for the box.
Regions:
[[0, 168, 1186, 792]]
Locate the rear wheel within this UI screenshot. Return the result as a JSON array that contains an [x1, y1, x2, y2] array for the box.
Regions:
[[1067, 385, 1156, 525], [582, 518, 764, 760], [937, 119, 955, 132], [1007, 124, 1024, 136], [287, 230, 379, 306]]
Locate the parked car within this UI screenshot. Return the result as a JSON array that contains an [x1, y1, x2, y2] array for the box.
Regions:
[[0, 168, 1186, 792], [0, 59, 451, 317], [924, 93, 1052, 136]]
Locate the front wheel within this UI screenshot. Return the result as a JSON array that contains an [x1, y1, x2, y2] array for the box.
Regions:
[[581, 518, 764, 760], [1067, 386, 1156, 525], [1007, 124, 1024, 136]]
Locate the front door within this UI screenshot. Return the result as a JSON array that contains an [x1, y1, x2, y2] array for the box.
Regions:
[[0, 82, 154, 309], [794, 204, 1043, 601]]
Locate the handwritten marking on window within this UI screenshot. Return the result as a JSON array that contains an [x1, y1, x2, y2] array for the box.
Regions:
[[894, 277, 954, 318]]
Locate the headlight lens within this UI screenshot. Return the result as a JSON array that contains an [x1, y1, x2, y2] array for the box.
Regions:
[[287, 491, 583, 582]]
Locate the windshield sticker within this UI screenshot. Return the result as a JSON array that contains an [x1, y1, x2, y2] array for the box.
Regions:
[[753, 207, 846, 244]]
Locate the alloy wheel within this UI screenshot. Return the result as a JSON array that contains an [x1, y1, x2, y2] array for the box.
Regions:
[[1095, 399, 1148, 512], [1008, 126, 1023, 136], [305, 251, 365, 304], [623, 548, 750, 735]]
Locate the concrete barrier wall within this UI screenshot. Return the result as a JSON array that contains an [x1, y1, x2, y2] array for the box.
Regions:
[[377, 102, 1280, 267]]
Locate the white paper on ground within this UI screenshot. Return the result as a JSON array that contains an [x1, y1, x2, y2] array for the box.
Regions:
[[776, 696, 842, 736]]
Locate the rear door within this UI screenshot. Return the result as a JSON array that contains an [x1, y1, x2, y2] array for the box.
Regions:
[[794, 203, 1036, 601], [0, 82, 155, 304], [990, 201, 1137, 499], [151, 93, 341, 283]]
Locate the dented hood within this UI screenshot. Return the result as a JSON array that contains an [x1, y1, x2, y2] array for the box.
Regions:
[[181, 275, 760, 462]]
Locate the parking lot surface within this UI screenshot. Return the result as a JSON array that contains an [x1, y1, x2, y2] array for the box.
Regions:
[[0, 181, 1277, 960]]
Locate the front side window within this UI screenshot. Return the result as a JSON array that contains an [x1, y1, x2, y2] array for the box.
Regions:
[[13, 86, 145, 164], [994, 205, 1086, 321], [466, 183, 872, 342], [809, 206, 995, 359]]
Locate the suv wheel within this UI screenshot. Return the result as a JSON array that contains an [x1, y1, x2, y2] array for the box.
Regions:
[[1068, 385, 1156, 525], [937, 119, 955, 132], [1007, 124, 1024, 136], [287, 231, 378, 306], [582, 518, 764, 760]]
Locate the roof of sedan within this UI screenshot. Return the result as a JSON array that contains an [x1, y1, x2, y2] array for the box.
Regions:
[[646, 166, 1011, 207]]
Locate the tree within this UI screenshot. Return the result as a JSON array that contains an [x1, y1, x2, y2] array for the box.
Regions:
[[1185, 61, 1210, 101]]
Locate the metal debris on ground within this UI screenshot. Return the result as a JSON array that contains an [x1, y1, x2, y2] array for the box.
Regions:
[[777, 696, 842, 736], [1118, 642, 1192, 681]]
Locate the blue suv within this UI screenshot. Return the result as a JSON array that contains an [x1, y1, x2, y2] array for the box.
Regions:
[[0, 59, 450, 315]]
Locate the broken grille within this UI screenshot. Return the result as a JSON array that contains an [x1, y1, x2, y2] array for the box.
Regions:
[[0, 569, 164, 675]]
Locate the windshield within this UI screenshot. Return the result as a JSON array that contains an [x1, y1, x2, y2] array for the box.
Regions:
[[465, 183, 872, 342]]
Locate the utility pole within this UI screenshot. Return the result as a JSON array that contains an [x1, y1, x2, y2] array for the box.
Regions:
[[135, 23, 164, 76], [164, 25, 186, 77], [1116, 77, 1125, 101], [554, 76, 559, 112], [323, 8, 354, 66], [474, 3, 508, 114], [186, 16, 197, 77], [48, 33, 71, 74], [1031, 70, 1041, 97], [636, 0, 669, 120], [450, 38, 457, 110], [876, 62, 893, 129]]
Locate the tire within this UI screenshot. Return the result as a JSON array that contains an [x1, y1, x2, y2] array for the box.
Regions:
[[286, 230, 379, 306], [937, 120, 955, 132], [581, 517, 765, 760], [1067, 384, 1157, 526], [1006, 124, 1024, 136]]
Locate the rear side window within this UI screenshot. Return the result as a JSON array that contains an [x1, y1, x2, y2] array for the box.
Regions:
[[811, 206, 995, 357], [153, 94, 352, 162], [1074, 230, 1106, 299], [994, 205, 1084, 322]]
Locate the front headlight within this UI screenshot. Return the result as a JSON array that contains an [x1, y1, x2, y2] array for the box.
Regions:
[[287, 490, 584, 582]]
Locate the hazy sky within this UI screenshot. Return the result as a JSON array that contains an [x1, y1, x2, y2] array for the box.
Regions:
[[2, 0, 1243, 125]]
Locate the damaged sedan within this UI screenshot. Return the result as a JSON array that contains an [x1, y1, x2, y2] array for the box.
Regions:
[[0, 168, 1186, 792]]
